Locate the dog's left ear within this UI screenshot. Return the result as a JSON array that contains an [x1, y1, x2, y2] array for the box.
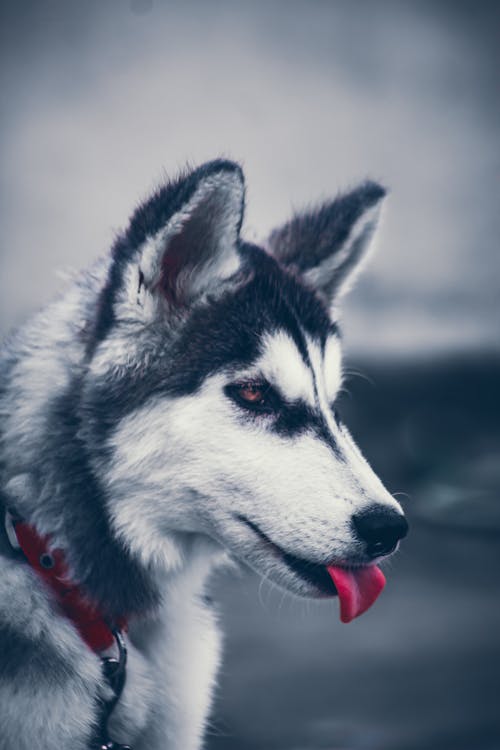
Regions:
[[266, 181, 386, 309]]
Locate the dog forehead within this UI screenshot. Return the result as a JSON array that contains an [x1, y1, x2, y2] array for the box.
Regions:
[[258, 330, 315, 405], [248, 329, 342, 408]]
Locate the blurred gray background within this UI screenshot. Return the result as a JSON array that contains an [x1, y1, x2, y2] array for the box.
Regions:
[[1, 1, 499, 749]]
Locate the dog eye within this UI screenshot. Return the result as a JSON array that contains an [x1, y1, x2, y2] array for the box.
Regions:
[[225, 381, 276, 413], [238, 383, 266, 404]]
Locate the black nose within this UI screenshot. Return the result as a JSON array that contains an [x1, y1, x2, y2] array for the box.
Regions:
[[352, 507, 408, 558]]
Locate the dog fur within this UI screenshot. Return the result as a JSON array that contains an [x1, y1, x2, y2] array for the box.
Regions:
[[0, 160, 406, 749]]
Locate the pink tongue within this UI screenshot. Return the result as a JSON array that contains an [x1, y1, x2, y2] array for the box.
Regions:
[[327, 565, 386, 623]]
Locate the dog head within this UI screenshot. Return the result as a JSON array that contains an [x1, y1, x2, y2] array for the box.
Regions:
[[82, 160, 407, 601]]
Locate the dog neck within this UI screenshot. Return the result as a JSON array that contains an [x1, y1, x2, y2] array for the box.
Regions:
[[3, 468, 225, 629]]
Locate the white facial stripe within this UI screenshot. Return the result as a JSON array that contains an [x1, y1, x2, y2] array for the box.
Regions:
[[306, 339, 337, 432], [257, 330, 315, 406], [304, 336, 343, 404], [241, 330, 341, 413], [323, 335, 343, 403]]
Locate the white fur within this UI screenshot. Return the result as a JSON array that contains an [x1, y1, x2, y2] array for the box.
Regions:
[[109, 542, 224, 750], [257, 330, 315, 405], [323, 334, 344, 403]]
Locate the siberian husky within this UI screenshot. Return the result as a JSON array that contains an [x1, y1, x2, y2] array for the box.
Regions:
[[0, 160, 407, 749]]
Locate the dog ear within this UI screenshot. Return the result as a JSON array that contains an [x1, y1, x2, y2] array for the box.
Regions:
[[266, 181, 386, 308], [114, 160, 245, 320]]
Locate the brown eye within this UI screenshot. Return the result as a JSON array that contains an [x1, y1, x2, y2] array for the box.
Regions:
[[225, 380, 279, 414], [237, 383, 266, 405]]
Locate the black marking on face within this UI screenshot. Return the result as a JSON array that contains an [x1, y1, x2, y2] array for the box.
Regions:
[[227, 386, 315, 438], [84, 244, 337, 447], [311, 411, 344, 459], [332, 406, 343, 428], [269, 402, 344, 457], [225, 373, 344, 458], [273, 400, 314, 437]]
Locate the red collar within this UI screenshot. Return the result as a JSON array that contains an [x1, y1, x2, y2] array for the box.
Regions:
[[13, 520, 127, 652]]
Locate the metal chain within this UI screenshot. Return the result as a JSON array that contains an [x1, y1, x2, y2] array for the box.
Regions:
[[91, 629, 132, 750]]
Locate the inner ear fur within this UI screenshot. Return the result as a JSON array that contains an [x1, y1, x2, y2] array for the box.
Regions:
[[88, 160, 245, 355], [140, 163, 246, 306]]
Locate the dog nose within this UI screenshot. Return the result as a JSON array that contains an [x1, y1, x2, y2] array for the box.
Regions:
[[352, 507, 408, 558]]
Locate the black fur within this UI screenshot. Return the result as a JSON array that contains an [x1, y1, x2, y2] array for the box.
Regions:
[[40, 383, 161, 618], [0, 623, 70, 684], [268, 180, 386, 272]]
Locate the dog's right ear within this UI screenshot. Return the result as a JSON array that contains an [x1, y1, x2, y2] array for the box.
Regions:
[[100, 160, 245, 333]]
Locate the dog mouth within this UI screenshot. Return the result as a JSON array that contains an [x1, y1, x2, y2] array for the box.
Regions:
[[238, 516, 386, 623], [239, 516, 337, 596]]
